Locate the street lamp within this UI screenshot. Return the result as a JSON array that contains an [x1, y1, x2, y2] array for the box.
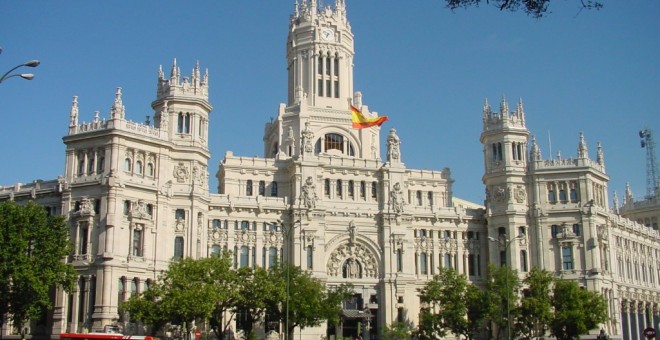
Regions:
[[0, 59, 41, 84], [280, 219, 300, 340], [488, 234, 523, 340]]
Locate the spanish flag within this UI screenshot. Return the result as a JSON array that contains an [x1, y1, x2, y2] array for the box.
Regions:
[[351, 105, 388, 129]]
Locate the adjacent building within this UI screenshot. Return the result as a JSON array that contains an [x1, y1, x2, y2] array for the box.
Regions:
[[1, 1, 659, 339]]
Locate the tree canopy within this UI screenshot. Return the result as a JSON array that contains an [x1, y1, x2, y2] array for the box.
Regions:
[[123, 255, 351, 340], [0, 200, 77, 335], [444, 0, 603, 18], [550, 279, 609, 340]]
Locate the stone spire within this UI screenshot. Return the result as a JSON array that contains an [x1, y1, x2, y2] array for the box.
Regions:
[[110, 87, 125, 120], [482, 98, 491, 119], [624, 182, 633, 206], [158, 65, 165, 81], [170, 58, 180, 82], [500, 96, 509, 120], [597, 142, 604, 165], [577, 132, 588, 159], [69, 96, 79, 127], [192, 61, 201, 87]]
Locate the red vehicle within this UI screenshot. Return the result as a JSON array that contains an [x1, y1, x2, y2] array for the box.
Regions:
[[60, 333, 154, 340]]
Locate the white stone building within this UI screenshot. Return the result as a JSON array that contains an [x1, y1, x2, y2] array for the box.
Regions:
[[1, 1, 659, 339]]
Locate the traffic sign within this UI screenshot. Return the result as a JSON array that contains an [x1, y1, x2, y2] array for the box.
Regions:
[[194, 330, 201, 339]]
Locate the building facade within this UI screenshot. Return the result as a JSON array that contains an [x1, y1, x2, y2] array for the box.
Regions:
[[1, 1, 659, 339]]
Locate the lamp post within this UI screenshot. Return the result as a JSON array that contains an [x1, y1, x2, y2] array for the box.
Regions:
[[280, 219, 300, 340], [488, 234, 522, 340], [0, 57, 40, 84]]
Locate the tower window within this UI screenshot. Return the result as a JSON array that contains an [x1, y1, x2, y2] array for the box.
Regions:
[[348, 180, 355, 198], [325, 179, 331, 197], [360, 181, 366, 198], [428, 191, 434, 207], [334, 58, 339, 76], [325, 58, 331, 76], [336, 179, 343, 198], [124, 158, 132, 172], [306, 246, 313, 269], [317, 56, 323, 75], [334, 80, 339, 98], [326, 79, 331, 97], [258, 180, 266, 196], [318, 79, 323, 97], [416, 191, 422, 206], [146, 162, 154, 177], [135, 160, 143, 174], [372, 182, 377, 199], [246, 180, 253, 196]]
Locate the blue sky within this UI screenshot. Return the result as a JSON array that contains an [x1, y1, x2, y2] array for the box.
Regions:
[[0, 1, 658, 205]]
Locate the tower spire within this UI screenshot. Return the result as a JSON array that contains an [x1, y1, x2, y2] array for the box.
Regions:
[[170, 58, 180, 82], [597, 142, 604, 165], [69, 96, 79, 127], [577, 132, 588, 159], [500, 96, 509, 121]]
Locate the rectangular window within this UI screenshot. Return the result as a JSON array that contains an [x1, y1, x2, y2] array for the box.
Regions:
[[318, 57, 323, 75], [326, 79, 331, 97], [562, 246, 573, 270], [318, 79, 323, 96], [240, 246, 249, 268], [79, 224, 89, 255], [396, 249, 403, 272], [444, 254, 452, 269], [174, 236, 184, 260], [334, 58, 339, 76], [306, 246, 313, 269], [360, 181, 366, 198], [572, 224, 581, 236], [334, 80, 339, 98], [551, 225, 559, 238], [500, 250, 506, 267], [428, 191, 433, 207], [326, 58, 331, 75], [416, 191, 422, 206], [520, 250, 528, 272], [371, 182, 377, 199], [420, 253, 428, 274], [132, 228, 143, 257], [468, 254, 476, 276]]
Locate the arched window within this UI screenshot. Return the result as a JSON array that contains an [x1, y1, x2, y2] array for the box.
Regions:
[[325, 133, 344, 152], [146, 163, 154, 176], [135, 160, 143, 174], [211, 245, 221, 257], [124, 158, 132, 172]]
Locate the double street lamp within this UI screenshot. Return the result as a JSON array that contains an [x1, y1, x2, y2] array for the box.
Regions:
[[488, 234, 523, 340], [0, 58, 40, 84]]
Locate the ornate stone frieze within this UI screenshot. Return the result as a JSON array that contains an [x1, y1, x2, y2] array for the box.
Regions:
[[327, 243, 378, 279]]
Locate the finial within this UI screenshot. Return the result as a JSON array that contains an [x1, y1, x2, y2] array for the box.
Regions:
[[158, 65, 165, 80], [577, 132, 588, 159], [111, 87, 125, 119], [612, 191, 619, 214], [202, 68, 209, 85], [500, 95, 509, 119], [170, 58, 179, 82], [193, 60, 201, 86], [596, 142, 604, 165], [69, 96, 79, 127], [93, 111, 100, 123], [556, 150, 562, 160], [624, 182, 633, 205], [483, 98, 491, 117]]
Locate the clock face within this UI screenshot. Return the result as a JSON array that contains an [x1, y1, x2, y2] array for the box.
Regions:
[[321, 28, 335, 42]]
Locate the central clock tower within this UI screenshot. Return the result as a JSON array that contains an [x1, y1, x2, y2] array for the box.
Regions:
[[286, 0, 354, 109]]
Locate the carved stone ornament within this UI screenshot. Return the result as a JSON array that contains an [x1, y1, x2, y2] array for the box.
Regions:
[[301, 122, 315, 154], [77, 197, 95, 217], [175, 217, 185, 232], [327, 243, 378, 279], [513, 185, 526, 203], [493, 185, 506, 202], [173, 162, 189, 183], [597, 224, 609, 241], [130, 199, 148, 219]]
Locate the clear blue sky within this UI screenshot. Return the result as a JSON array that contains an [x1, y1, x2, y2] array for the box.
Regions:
[[1, 1, 658, 205]]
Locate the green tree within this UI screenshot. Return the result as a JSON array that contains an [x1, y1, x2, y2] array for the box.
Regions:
[[234, 266, 282, 337], [417, 268, 487, 339], [484, 264, 521, 340], [444, 0, 603, 18], [271, 264, 352, 340], [0, 200, 77, 338], [550, 279, 608, 340], [122, 252, 239, 340], [382, 321, 414, 340], [515, 268, 554, 339]]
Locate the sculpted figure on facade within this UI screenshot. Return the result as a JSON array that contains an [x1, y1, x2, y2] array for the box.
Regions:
[[389, 182, 405, 214], [301, 176, 318, 209], [301, 122, 315, 154], [387, 128, 401, 162]]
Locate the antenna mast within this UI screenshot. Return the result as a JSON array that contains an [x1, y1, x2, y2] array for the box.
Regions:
[[639, 128, 658, 199]]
